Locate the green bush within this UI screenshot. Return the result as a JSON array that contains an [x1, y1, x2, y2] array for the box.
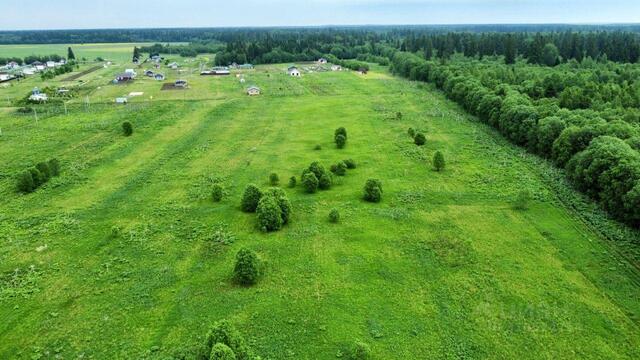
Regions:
[[407, 127, 415, 138], [329, 208, 340, 223], [363, 179, 383, 203], [314, 144, 322, 150], [240, 184, 262, 212], [349, 342, 372, 360], [330, 161, 347, 176], [212, 184, 224, 202], [206, 320, 251, 360], [343, 159, 357, 169], [256, 195, 283, 232], [29, 167, 44, 187], [307, 161, 327, 180], [513, 189, 532, 210], [335, 134, 347, 149], [302, 171, 319, 193], [288, 176, 297, 188], [432, 151, 445, 171], [233, 248, 259, 285], [17, 171, 35, 193], [396, 112, 403, 120], [36, 162, 51, 182], [414, 132, 426, 146], [335, 127, 347, 140], [210, 343, 236, 360], [48, 158, 60, 177], [319, 173, 332, 190], [269, 172, 279, 186], [122, 121, 133, 136], [264, 187, 292, 224]]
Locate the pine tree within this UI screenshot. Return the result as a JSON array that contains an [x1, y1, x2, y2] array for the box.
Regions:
[[433, 151, 445, 171], [67, 47, 76, 61]]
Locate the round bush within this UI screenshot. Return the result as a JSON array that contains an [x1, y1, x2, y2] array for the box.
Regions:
[[264, 187, 292, 224], [314, 144, 322, 150], [319, 173, 332, 190], [206, 320, 251, 359], [122, 121, 133, 136], [212, 184, 224, 202], [48, 158, 60, 177], [233, 248, 259, 285], [335, 134, 347, 149], [302, 172, 319, 193], [36, 162, 51, 182], [288, 176, 297, 188], [335, 127, 347, 139], [343, 159, 357, 169], [349, 342, 372, 360], [407, 127, 415, 138], [269, 172, 279, 186], [210, 343, 236, 360], [363, 179, 383, 203], [307, 161, 327, 180], [432, 151, 445, 171], [240, 184, 262, 212], [256, 195, 283, 232], [329, 208, 340, 223], [17, 171, 35, 193], [29, 167, 44, 187], [414, 132, 426, 146], [513, 189, 532, 210], [330, 162, 347, 176]]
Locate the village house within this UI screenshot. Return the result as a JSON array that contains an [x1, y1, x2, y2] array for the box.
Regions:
[[154, 73, 165, 81], [29, 87, 48, 102], [175, 79, 188, 88], [331, 65, 342, 71], [144, 70, 155, 77], [246, 86, 261, 96], [115, 73, 134, 82], [115, 97, 128, 104], [0, 72, 14, 82], [169, 62, 179, 70], [32, 61, 46, 71], [46, 61, 56, 68], [288, 66, 301, 77], [124, 69, 137, 77], [7, 61, 20, 69], [318, 58, 328, 64]]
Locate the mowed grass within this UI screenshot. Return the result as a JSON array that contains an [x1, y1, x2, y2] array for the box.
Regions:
[[0, 61, 639, 359]]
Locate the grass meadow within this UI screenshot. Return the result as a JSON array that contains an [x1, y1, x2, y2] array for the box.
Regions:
[[0, 47, 639, 359]]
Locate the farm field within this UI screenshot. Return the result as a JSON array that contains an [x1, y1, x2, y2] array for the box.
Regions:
[[0, 43, 185, 63], [1, 52, 640, 359]]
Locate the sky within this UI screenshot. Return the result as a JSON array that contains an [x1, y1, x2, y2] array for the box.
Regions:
[[1, 0, 639, 30]]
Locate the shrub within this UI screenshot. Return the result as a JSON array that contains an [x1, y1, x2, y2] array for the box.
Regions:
[[335, 134, 347, 149], [329, 208, 340, 223], [407, 127, 415, 138], [48, 158, 60, 177], [343, 159, 357, 169], [256, 195, 283, 232], [288, 176, 297, 188], [349, 342, 372, 360], [269, 172, 279, 186], [330, 161, 347, 176], [17, 171, 35, 193], [36, 162, 51, 182], [233, 248, 259, 285], [240, 184, 262, 212], [210, 343, 236, 360], [212, 184, 224, 202], [335, 127, 347, 140], [206, 320, 251, 360], [432, 151, 445, 171], [414, 132, 426, 146], [29, 167, 44, 187], [513, 189, 532, 210], [396, 112, 403, 120], [363, 179, 383, 203], [110, 225, 121, 238], [302, 172, 319, 193], [307, 161, 327, 179], [319, 173, 332, 190], [122, 121, 133, 136], [314, 144, 322, 150], [264, 187, 292, 224]]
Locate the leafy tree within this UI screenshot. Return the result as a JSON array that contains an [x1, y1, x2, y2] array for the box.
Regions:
[[319, 173, 332, 190], [414, 132, 426, 146], [504, 35, 517, 64], [240, 184, 262, 212], [344, 159, 357, 169], [288, 176, 297, 188], [363, 179, 383, 203], [212, 184, 224, 202], [234, 248, 259, 285], [210, 343, 236, 360], [17, 171, 35, 193], [264, 187, 292, 224], [329, 208, 340, 223], [335, 134, 347, 149], [122, 121, 133, 136], [36, 162, 51, 182], [206, 320, 251, 360], [433, 151, 445, 171], [536, 116, 566, 157], [67, 47, 75, 61], [331, 161, 347, 176], [256, 195, 283, 232], [302, 171, 319, 193], [269, 172, 279, 186], [335, 127, 347, 139], [542, 43, 560, 66]]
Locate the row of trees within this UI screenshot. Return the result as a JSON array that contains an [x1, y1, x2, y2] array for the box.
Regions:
[[0, 54, 66, 66], [17, 159, 60, 193]]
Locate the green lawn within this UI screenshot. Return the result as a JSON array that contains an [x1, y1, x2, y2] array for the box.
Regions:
[[0, 58, 639, 359]]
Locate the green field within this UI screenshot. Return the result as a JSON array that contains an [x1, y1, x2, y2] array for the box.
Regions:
[[0, 43, 182, 63], [1, 48, 639, 359]]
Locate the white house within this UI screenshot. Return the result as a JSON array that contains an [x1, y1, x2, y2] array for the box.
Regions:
[[0, 73, 13, 82], [124, 69, 137, 77], [46, 61, 56, 68], [318, 58, 328, 64], [115, 97, 128, 104], [169, 62, 179, 70], [7, 61, 20, 69], [247, 86, 261, 96], [331, 65, 342, 71], [29, 88, 48, 102], [288, 66, 301, 77], [154, 73, 165, 81]]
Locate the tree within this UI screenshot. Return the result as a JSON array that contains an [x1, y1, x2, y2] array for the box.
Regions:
[[206, 320, 251, 360], [122, 121, 133, 136], [319, 173, 332, 190], [302, 172, 319, 193], [433, 151, 445, 171], [329, 208, 340, 223], [36, 162, 51, 182], [335, 127, 347, 139], [264, 187, 292, 224], [233, 248, 259, 285], [17, 171, 35, 193], [513, 189, 532, 210], [335, 134, 347, 149], [414, 132, 426, 146], [256, 195, 283, 232], [210, 343, 236, 360], [67, 47, 75, 61], [132, 46, 141, 62], [542, 43, 560, 66], [212, 184, 224, 202], [504, 35, 517, 65], [407, 127, 415, 138], [29, 168, 44, 187], [288, 176, 297, 188], [240, 184, 262, 212], [269, 172, 279, 186], [363, 179, 383, 203], [344, 159, 357, 169], [48, 158, 60, 177], [330, 161, 347, 176]]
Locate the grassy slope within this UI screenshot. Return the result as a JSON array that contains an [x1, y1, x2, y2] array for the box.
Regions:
[[0, 61, 639, 359]]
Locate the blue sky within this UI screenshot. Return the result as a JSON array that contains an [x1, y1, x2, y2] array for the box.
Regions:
[[1, 0, 639, 30]]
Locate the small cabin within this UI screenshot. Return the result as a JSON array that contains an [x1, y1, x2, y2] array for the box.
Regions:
[[175, 80, 188, 88], [154, 73, 165, 81], [115, 97, 128, 104], [246, 86, 261, 96], [116, 73, 133, 82], [144, 70, 155, 77], [318, 58, 328, 64], [288, 66, 301, 77], [169, 62, 179, 70], [124, 69, 137, 77]]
